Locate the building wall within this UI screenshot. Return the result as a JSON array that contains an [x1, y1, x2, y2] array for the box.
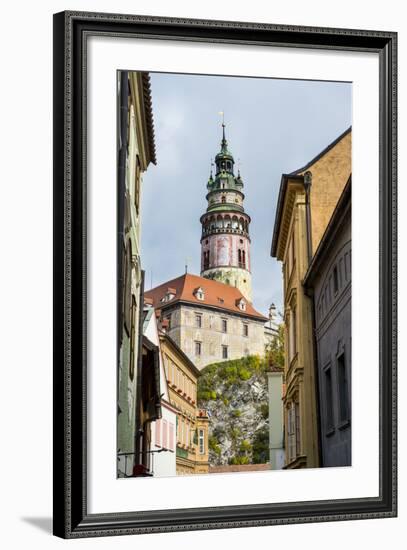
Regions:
[[117, 72, 154, 477], [150, 403, 177, 477], [281, 197, 320, 469], [302, 131, 351, 255], [273, 130, 351, 470], [160, 336, 209, 474], [312, 212, 351, 467], [144, 307, 177, 477], [267, 371, 285, 470], [201, 266, 252, 303], [165, 304, 265, 369]]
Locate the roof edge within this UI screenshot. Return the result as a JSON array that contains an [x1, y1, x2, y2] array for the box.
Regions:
[[271, 174, 304, 257], [288, 126, 352, 176]]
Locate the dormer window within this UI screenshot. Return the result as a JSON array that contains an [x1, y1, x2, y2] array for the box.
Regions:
[[194, 287, 205, 301], [236, 297, 247, 311], [161, 287, 176, 303]]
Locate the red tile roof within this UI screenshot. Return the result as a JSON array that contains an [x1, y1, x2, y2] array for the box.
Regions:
[[144, 273, 267, 321]]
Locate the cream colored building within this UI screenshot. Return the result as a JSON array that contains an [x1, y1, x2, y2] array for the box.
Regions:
[[117, 71, 156, 477], [145, 273, 267, 369], [271, 127, 351, 469], [159, 331, 209, 475]]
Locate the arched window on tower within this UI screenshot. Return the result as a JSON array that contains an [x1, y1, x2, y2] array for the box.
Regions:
[[242, 250, 246, 268], [238, 249, 242, 267], [221, 195, 226, 204], [203, 250, 210, 271]]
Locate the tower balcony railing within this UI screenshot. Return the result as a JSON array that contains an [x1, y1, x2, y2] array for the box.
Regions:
[[201, 227, 249, 238]]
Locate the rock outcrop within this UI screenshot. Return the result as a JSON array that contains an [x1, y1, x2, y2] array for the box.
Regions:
[[197, 355, 269, 466]]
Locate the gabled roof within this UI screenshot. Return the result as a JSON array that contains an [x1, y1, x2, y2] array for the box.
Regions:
[[145, 273, 267, 321]]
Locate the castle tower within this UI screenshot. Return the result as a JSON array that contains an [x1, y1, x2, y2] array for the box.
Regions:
[[200, 123, 252, 301]]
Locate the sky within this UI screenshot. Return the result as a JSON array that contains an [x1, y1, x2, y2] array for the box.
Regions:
[[140, 72, 352, 316]]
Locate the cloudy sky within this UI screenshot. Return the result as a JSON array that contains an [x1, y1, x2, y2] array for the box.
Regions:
[[140, 72, 352, 316]]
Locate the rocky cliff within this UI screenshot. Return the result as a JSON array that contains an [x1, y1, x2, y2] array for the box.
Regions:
[[197, 355, 269, 466]]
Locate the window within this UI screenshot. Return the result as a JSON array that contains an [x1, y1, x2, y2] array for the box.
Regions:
[[134, 155, 141, 213], [222, 319, 228, 333], [243, 323, 249, 337], [129, 297, 137, 380], [169, 423, 175, 451], [203, 251, 210, 270], [337, 352, 350, 423], [123, 240, 132, 334], [165, 315, 171, 329], [195, 314, 202, 328], [295, 401, 301, 454], [288, 305, 297, 362], [287, 404, 296, 461], [238, 249, 245, 269], [222, 345, 228, 359], [162, 419, 168, 449], [333, 265, 339, 294], [324, 364, 335, 432], [195, 341, 202, 356], [155, 418, 161, 447], [199, 429, 205, 454], [237, 298, 246, 311], [221, 195, 226, 203]]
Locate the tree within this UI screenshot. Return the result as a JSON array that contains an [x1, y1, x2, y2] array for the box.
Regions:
[[264, 323, 285, 371]]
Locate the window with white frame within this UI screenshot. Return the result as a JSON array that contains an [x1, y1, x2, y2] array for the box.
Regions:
[[199, 429, 205, 454]]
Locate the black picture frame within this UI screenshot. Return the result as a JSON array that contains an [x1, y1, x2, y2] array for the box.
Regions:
[[53, 10, 397, 538]]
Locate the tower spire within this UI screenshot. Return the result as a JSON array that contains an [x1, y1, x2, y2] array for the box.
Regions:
[[219, 111, 227, 152]]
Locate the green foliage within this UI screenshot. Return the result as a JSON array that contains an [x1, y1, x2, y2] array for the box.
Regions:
[[252, 427, 270, 464], [238, 368, 251, 380], [230, 427, 242, 441], [264, 324, 285, 371], [197, 354, 270, 404], [231, 409, 242, 418], [229, 455, 250, 465], [209, 435, 221, 456], [259, 403, 269, 419], [239, 440, 252, 452]]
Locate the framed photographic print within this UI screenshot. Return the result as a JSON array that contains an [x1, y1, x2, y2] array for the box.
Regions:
[[53, 10, 397, 538]]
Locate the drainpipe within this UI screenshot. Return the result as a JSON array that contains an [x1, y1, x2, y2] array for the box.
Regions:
[[303, 171, 313, 266], [134, 270, 145, 466], [301, 171, 322, 466]]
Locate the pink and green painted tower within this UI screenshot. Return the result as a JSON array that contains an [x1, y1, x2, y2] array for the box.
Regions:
[[200, 124, 252, 302]]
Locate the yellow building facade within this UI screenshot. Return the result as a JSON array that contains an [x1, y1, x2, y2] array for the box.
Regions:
[[159, 331, 209, 475], [271, 128, 351, 469]]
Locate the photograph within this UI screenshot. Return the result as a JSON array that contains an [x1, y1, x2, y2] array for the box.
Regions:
[[116, 70, 352, 478]]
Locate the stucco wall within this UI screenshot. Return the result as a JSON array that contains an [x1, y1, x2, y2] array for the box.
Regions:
[[166, 304, 265, 369], [312, 211, 351, 467]]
